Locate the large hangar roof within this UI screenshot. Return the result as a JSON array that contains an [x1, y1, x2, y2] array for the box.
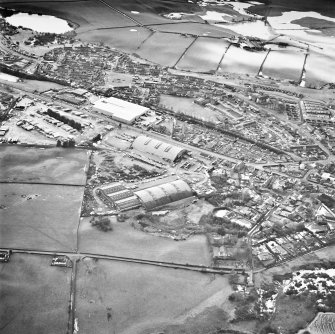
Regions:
[[132, 135, 186, 162], [134, 180, 192, 210], [93, 97, 149, 123]]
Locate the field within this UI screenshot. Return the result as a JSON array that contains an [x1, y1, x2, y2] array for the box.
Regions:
[[137, 32, 193, 67], [176, 37, 230, 73], [75, 258, 232, 334], [150, 22, 235, 38], [262, 49, 305, 81], [249, 0, 335, 18], [0, 183, 83, 251], [0, 146, 89, 185], [77, 27, 152, 53], [160, 94, 222, 123], [0, 253, 71, 334], [0, 78, 66, 93], [305, 51, 335, 87], [291, 17, 335, 36], [78, 219, 211, 265], [219, 46, 267, 75], [2, 0, 134, 32], [270, 292, 317, 334]]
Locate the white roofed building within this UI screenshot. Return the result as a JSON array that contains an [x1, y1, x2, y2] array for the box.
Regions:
[[134, 180, 193, 210], [93, 97, 149, 124], [132, 135, 187, 162]]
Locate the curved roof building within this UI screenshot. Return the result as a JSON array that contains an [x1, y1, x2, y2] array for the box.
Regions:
[[132, 135, 187, 162], [134, 180, 193, 210]]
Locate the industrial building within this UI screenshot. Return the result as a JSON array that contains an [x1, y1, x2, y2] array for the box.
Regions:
[[132, 135, 187, 162], [97, 182, 141, 211], [134, 180, 193, 210], [93, 97, 149, 124], [98, 179, 193, 211]]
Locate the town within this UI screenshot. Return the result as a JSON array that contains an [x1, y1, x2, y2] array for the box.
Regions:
[[1, 1, 335, 334]]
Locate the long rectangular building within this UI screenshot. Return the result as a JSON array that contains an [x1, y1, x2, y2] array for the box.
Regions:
[[93, 97, 149, 124]]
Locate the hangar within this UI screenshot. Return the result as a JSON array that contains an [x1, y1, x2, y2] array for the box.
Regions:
[[132, 135, 187, 162], [93, 97, 149, 124], [134, 180, 193, 210]]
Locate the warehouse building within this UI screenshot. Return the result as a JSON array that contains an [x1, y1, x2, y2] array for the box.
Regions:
[[132, 135, 187, 162], [134, 179, 193, 210], [93, 97, 149, 124], [97, 182, 141, 211]]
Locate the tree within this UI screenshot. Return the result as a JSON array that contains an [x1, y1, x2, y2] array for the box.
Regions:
[[90, 217, 113, 232]]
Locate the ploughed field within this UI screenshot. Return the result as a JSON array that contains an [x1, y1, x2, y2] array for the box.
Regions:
[[0, 253, 71, 334]]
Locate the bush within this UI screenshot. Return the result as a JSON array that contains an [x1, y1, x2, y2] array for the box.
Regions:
[[90, 216, 113, 232]]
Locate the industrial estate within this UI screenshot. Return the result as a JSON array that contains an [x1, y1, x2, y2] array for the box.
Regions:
[[0, 0, 335, 334]]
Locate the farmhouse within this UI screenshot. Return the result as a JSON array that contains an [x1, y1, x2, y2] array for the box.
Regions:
[[93, 97, 149, 124], [132, 135, 187, 162], [134, 179, 193, 210]]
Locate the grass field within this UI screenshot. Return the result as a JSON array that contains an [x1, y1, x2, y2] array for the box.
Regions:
[[0, 146, 89, 185], [150, 22, 235, 38], [0, 253, 71, 334], [76, 258, 231, 334], [137, 32, 193, 67], [270, 292, 317, 334], [305, 51, 335, 87], [219, 46, 267, 75], [77, 27, 152, 53], [176, 37, 230, 73], [0, 183, 83, 251], [78, 219, 211, 265], [262, 49, 305, 81], [248, 0, 335, 18], [3, 0, 134, 33], [159, 94, 222, 122]]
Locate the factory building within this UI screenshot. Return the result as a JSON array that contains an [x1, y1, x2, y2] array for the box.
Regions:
[[97, 182, 141, 211], [132, 135, 187, 162], [134, 180, 193, 210], [93, 97, 149, 124]]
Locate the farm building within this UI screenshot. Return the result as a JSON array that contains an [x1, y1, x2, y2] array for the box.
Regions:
[[93, 97, 149, 124], [132, 135, 187, 162], [134, 179, 193, 210]]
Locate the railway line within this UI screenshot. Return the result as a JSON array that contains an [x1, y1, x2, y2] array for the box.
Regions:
[[1, 247, 245, 275]]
